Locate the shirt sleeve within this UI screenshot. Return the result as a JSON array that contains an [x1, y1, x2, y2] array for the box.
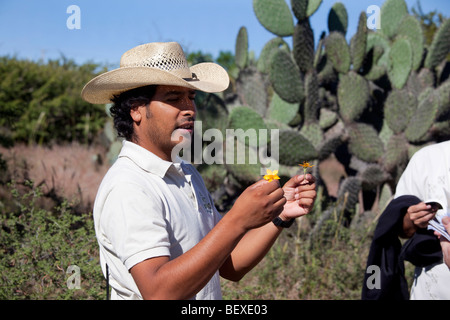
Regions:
[[100, 182, 171, 271], [395, 150, 425, 200]]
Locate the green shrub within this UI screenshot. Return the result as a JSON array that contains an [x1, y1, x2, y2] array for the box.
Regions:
[[0, 57, 107, 145], [0, 180, 104, 299]]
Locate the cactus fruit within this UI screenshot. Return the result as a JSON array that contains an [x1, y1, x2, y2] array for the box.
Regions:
[[253, 0, 294, 37]]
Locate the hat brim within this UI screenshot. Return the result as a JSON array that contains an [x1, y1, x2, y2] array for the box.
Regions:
[[81, 62, 230, 104]]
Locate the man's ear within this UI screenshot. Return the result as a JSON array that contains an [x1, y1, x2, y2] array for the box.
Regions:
[[130, 107, 143, 123]]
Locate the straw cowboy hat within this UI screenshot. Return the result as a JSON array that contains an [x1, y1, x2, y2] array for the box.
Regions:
[[81, 42, 230, 104]]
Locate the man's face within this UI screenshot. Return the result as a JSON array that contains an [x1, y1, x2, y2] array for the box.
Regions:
[[132, 85, 197, 161]]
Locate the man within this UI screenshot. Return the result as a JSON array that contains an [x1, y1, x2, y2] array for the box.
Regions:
[[81, 42, 316, 300], [394, 140, 450, 299], [435, 217, 450, 269]]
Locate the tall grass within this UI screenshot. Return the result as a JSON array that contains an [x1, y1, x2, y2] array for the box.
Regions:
[[221, 204, 375, 300]]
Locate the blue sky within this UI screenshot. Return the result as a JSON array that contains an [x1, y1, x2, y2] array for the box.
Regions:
[[0, 0, 448, 68]]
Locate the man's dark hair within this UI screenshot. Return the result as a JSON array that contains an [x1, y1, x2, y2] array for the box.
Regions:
[[109, 85, 157, 141]]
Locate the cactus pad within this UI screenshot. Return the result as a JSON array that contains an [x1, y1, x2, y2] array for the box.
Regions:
[[424, 18, 450, 70], [405, 90, 439, 142], [350, 11, 368, 72], [337, 71, 370, 123], [269, 48, 304, 103], [328, 2, 348, 35], [267, 92, 299, 125], [384, 89, 417, 134], [380, 0, 408, 39], [257, 37, 290, 74], [227, 106, 269, 147], [278, 129, 318, 166], [388, 37, 412, 89], [293, 19, 315, 74], [348, 123, 384, 163], [396, 15, 424, 71], [235, 26, 249, 70], [324, 31, 351, 74], [291, 0, 322, 21], [253, 0, 294, 37]]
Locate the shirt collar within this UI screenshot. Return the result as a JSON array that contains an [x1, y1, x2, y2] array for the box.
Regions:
[[118, 140, 186, 178]]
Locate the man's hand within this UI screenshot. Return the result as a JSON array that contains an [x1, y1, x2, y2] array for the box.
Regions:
[[402, 202, 438, 238], [279, 174, 316, 221], [230, 179, 286, 231]]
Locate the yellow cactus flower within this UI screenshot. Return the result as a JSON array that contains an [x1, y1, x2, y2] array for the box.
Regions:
[[299, 161, 314, 175], [263, 169, 280, 182]]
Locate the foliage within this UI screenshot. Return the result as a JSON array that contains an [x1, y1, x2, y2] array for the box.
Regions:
[[0, 180, 104, 299], [0, 56, 107, 145]]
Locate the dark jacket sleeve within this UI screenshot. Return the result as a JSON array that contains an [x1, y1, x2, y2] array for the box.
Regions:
[[361, 195, 420, 300]]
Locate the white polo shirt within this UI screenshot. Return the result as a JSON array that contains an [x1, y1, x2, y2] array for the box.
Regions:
[[395, 140, 450, 217], [93, 140, 223, 300], [394, 140, 450, 300]]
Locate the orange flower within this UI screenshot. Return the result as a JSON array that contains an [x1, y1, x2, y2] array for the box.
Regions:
[[263, 169, 280, 182], [299, 161, 314, 174]]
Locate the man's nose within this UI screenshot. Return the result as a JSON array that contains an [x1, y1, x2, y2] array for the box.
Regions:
[[181, 98, 196, 118]]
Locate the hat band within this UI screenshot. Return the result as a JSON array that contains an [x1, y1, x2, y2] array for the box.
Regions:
[[184, 73, 199, 82]]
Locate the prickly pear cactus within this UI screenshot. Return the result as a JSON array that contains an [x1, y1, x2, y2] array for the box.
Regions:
[[206, 0, 450, 230]]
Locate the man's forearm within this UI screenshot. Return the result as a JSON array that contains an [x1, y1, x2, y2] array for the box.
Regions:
[[131, 213, 249, 299], [220, 220, 284, 281]]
